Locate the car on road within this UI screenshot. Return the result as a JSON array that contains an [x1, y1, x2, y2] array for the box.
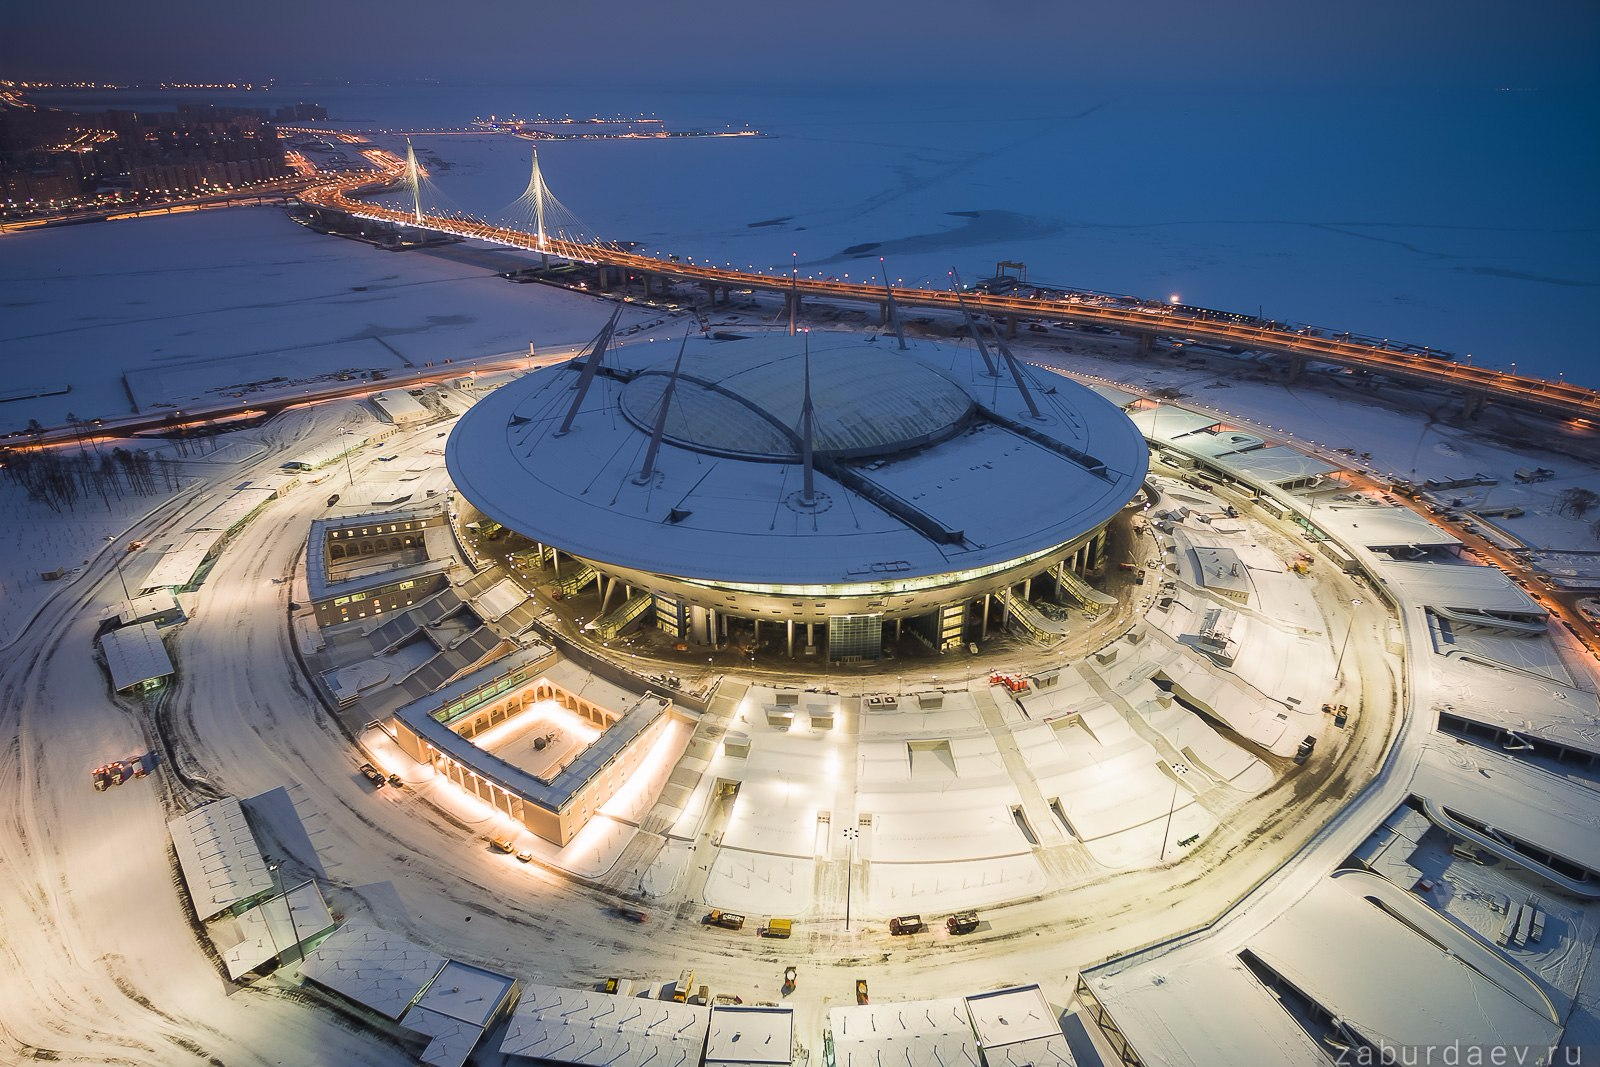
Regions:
[[359, 763, 386, 787], [706, 909, 745, 930], [612, 906, 649, 924]]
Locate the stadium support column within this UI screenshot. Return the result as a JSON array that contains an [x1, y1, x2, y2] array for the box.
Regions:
[[981, 593, 991, 640], [1006, 314, 1018, 340], [1135, 333, 1155, 360], [787, 619, 795, 658], [1285, 354, 1307, 382]]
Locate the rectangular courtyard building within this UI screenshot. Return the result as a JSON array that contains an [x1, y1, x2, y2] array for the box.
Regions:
[[305, 505, 454, 625], [390, 646, 682, 846]]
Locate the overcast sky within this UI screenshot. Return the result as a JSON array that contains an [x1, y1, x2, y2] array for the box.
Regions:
[[6, 0, 1599, 90]]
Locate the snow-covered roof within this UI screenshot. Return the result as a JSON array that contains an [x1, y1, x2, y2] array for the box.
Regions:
[[373, 389, 429, 424], [138, 528, 226, 591], [963, 985, 1075, 1067], [167, 796, 271, 920], [394, 651, 671, 811], [298, 922, 447, 1020], [1377, 559, 1543, 615], [193, 487, 277, 532], [1208, 445, 1338, 485], [1316, 504, 1460, 549], [106, 588, 180, 626], [500, 983, 709, 1067], [400, 960, 519, 1067], [1410, 746, 1600, 875], [412, 959, 517, 1028], [401, 1006, 482, 1067], [99, 621, 175, 691], [1246, 874, 1560, 1052], [448, 332, 1147, 586], [222, 881, 335, 979], [705, 1004, 793, 1066], [1082, 952, 1329, 1067], [1191, 546, 1250, 598], [283, 426, 386, 470], [473, 577, 527, 622], [304, 503, 451, 602], [828, 998, 981, 1067]]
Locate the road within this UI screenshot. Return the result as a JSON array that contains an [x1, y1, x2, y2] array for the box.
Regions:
[[298, 149, 1600, 423]]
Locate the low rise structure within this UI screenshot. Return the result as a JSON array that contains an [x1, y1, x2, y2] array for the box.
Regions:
[[99, 621, 175, 691], [306, 505, 454, 625], [706, 1004, 795, 1067], [372, 390, 431, 429], [390, 647, 681, 846], [501, 983, 709, 1066]]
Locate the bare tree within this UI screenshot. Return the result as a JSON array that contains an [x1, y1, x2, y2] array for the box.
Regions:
[[1557, 487, 1600, 519]]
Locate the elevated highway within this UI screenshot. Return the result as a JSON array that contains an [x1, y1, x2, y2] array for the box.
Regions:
[[301, 154, 1600, 424]]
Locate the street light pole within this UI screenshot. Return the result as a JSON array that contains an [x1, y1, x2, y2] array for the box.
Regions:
[[1333, 598, 1363, 690], [337, 426, 355, 486], [843, 826, 859, 932], [268, 862, 305, 964]]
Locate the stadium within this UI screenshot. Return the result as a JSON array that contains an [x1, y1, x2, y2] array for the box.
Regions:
[[446, 329, 1149, 660]]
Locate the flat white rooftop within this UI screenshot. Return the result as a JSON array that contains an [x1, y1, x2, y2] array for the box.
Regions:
[[99, 621, 175, 691], [1378, 559, 1544, 614], [138, 528, 226, 591], [963, 985, 1075, 1067], [828, 998, 981, 1067], [1246, 874, 1560, 1052], [706, 1004, 794, 1066]]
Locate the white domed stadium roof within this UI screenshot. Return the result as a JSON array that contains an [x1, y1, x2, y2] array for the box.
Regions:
[[447, 330, 1148, 587]]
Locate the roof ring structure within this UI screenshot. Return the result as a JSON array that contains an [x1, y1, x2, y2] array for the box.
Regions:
[[617, 341, 975, 462]]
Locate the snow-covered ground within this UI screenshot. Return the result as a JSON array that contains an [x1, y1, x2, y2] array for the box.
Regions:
[[0, 207, 669, 432], [3, 83, 1599, 1066]]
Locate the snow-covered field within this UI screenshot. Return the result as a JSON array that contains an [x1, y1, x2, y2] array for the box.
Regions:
[[0, 207, 667, 432]]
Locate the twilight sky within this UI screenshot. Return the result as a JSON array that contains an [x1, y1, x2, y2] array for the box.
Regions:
[[6, 0, 1599, 90]]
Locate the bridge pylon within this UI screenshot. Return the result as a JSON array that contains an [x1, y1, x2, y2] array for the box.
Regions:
[[404, 139, 423, 226]]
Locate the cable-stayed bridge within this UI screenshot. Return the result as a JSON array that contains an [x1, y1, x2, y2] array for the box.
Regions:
[[300, 139, 1600, 423]]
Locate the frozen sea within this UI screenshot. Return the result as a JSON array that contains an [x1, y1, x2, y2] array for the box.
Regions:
[[16, 81, 1600, 387]]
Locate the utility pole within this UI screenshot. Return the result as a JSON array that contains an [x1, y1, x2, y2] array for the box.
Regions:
[[843, 825, 859, 931]]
